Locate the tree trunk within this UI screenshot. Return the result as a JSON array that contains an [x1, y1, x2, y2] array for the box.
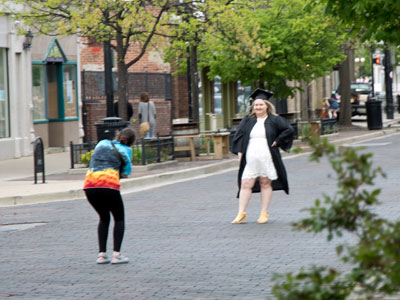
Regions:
[[116, 34, 128, 122], [190, 45, 199, 125], [300, 80, 309, 121], [338, 47, 353, 126], [117, 62, 128, 122]]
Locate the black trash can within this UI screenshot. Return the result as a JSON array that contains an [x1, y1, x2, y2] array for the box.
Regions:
[[366, 100, 383, 130], [95, 117, 129, 142]]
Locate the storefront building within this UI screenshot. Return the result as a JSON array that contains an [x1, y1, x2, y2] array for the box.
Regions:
[[31, 35, 83, 149], [0, 16, 35, 160]]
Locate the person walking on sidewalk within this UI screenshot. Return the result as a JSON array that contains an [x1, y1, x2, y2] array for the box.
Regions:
[[138, 92, 156, 139], [83, 128, 135, 264], [231, 88, 294, 224]]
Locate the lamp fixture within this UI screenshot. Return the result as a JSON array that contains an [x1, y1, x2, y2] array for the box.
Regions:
[[23, 30, 34, 50]]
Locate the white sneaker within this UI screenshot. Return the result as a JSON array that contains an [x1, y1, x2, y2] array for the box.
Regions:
[[111, 253, 129, 264]]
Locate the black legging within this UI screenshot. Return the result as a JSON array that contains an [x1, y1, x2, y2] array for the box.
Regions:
[[85, 188, 125, 253]]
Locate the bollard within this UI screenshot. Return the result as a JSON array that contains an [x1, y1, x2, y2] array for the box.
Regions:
[[33, 137, 45, 184]]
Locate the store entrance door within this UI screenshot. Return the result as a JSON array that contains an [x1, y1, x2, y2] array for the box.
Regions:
[[47, 64, 60, 120]]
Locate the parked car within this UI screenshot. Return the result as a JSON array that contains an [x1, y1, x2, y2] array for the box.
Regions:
[[335, 82, 372, 116]]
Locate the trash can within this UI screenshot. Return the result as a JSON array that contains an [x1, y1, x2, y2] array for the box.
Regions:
[[366, 100, 383, 130], [206, 113, 217, 131], [95, 117, 129, 142]]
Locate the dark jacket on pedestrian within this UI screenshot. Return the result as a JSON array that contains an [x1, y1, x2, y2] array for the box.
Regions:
[[114, 101, 133, 121], [231, 114, 294, 197]]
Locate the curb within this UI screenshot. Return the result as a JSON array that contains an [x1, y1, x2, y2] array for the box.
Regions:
[[0, 159, 238, 207], [68, 160, 180, 175], [294, 127, 400, 153], [0, 189, 86, 207], [1, 128, 399, 207], [328, 127, 400, 145], [121, 159, 238, 194]]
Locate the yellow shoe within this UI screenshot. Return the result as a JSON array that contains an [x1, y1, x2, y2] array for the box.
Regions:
[[257, 212, 269, 224], [232, 212, 247, 224]]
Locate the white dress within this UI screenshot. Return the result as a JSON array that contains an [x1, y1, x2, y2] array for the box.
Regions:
[[241, 116, 278, 180]]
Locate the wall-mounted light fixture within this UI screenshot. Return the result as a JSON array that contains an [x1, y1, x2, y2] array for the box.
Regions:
[[23, 30, 34, 50]]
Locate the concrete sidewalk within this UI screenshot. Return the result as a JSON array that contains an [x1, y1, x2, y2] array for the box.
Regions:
[[1, 113, 399, 207]]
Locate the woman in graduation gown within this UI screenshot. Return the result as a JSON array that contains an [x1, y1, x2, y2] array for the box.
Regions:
[[231, 89, 294, 224]]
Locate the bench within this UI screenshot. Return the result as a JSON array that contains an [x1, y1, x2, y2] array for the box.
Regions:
[[174, 134, 199, 161], [174, 132, 231, 161], [200, 132, 230, 159]]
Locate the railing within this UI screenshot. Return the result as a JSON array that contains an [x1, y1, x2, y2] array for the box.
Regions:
[[224, 120, 335, 146], [320, 118, 338, 135], [131, 133, 175, 165], [70, 141, 96, 169], [70, 134, 175, 168], [289, 119, 337, 139]]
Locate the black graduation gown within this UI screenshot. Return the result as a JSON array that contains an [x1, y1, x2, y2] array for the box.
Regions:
[[231, 114, 294, 198]]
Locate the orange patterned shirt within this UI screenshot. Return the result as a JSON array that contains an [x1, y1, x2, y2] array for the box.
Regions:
[[83, 140, 132, 191]]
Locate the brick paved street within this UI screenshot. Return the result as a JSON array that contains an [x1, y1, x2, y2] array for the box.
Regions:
[[1, 134, 399, 300]]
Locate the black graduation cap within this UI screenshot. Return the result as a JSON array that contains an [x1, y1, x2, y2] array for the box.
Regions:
[[249, 88, 274, 101]]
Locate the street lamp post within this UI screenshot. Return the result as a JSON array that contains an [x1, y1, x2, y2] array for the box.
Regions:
[[104, 40, 114, 117], [384, 46, 394, 119], [103, 10, 114, 118], [370, 47, 375, 97]]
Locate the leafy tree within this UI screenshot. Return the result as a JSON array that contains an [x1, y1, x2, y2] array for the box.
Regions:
[[354, 44, 373, 80], [272, 133, 400, 299], [308, 0, 400, 45], [168, 0, 347, 99], [165, 0, 234, 124], [3, 0, 178, 120], [205, 0, 347, 98], [307, 0, 400, 125]]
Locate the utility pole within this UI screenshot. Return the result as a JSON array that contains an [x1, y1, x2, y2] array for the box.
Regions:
[[384, 45, 394, 119]]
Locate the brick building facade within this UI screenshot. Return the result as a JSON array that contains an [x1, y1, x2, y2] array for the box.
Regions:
[[80, 38, 190, 142], [84, 99, 172, 142]]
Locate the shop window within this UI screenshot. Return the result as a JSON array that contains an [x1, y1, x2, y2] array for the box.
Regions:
[[214, 76, 222, 115], [32, 65, 46, 121], [63, 64, 77, 118], [237, 82, 251, 114], [0, 49, 9, 138]]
